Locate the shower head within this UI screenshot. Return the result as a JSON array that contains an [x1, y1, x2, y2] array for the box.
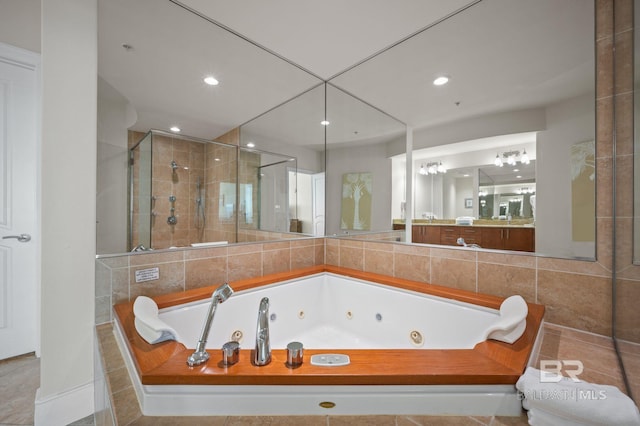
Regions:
[[170, 160, 189, 171], [212, 282, 234, 304]]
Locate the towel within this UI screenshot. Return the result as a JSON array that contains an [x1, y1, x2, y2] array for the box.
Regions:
[[516, 367, 640, 425], [527, 407, 598, 426], [132, 296, 179, 344]]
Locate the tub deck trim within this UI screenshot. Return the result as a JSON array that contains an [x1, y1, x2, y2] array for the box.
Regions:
[[113, 265, 544, 387]]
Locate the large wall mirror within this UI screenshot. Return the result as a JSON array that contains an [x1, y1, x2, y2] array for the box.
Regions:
[[330, 0, 596, 260], [98, 0, 596, 261], [96, 0, 323, 255]]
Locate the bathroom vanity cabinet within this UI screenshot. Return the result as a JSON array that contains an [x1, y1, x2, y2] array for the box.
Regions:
[[393, 223, 535, 252]]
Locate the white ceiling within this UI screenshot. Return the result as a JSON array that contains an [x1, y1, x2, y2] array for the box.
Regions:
[[97, 0, 594, 146]]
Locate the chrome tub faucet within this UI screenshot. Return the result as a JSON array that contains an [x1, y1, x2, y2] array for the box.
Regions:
[[253, 297, 271, 366], [186, 282, 234, 367]]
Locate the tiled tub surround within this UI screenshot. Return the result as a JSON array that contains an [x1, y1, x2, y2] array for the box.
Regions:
[[111, 265, 544, 417], [95, 238, 326, 324]]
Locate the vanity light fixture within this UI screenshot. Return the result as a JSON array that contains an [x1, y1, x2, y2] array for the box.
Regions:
[[419, 161, 446, 175], [495, 149, 530, 167], [170, 126, 181, 133], [433, 76, 449, 86], [204, 76, 219, 86]]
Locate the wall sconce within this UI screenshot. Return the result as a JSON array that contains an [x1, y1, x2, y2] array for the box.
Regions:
[[419, 161, 446, 175], [494, 149, 530, 167]]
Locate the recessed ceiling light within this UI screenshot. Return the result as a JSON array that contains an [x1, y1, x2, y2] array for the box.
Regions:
[[516, 175, 522, 179], [247, 142, 255, 148], [170, 126, 180, 132], [433, 76, 449, 86], [204, 76, 219, 86], [513, 168, 520, 172], [214, 158, 221, 162], [321, 120, 330, 126]]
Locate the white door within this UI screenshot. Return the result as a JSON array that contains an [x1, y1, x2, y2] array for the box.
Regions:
[[0, 43, 39, 360], [312, 172, 325, 236]]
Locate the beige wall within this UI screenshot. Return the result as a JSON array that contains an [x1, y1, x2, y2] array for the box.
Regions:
[[40, 0, 96, 422]]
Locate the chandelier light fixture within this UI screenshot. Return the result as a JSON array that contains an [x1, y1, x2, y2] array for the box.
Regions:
[[419, 161, 447, 175], [494, 149, 531, 167]]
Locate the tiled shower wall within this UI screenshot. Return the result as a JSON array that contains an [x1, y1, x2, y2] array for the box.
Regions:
[[97, 0, 629, 343]]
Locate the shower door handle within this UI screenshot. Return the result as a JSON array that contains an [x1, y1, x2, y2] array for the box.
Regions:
[[3, 233, 31, 243]]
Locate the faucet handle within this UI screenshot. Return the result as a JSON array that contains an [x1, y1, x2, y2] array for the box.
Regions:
[[222, 341, 240, 366]]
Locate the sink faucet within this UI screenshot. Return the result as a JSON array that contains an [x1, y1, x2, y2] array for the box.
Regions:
[[186, 282, 234, 367], [254, 297, 271, 366]]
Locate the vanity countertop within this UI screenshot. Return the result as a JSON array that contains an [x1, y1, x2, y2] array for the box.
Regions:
[[393, 219, 535, 228]]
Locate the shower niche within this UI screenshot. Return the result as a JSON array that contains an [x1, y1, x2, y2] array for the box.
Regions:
[[128, 130, 300, 251]]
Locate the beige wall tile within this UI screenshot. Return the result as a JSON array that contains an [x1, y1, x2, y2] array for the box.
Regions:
[[537, 270, 611, 335], [615, 154, 634, 217], [185, 257, 228, 290], [394, 251, 430, 283], [614, 27, 633, 95], [477, 263, 536, 303], [596, 0, 614, 41], [596, 35, 614, 100], [340, 244, 364, 271], [111, 268, 130, 304], [596, 156, 613, 218], [476, 251, 536, 268], [430, 257, 476, 293], [615, 92, 634, 155], [326, 240, 340, 266], [536, 256, 609, 278], [615, 279, 640, 342], [292, 245, 316, 270], [263, 248, 291, 275], [129, 250, 184, 267], [364, 248, 394, 277], [616, 217, 634, 273], [129, 262, 185, 299], [596, 97, 614, 159], [430, 246, 476, 262], [228, 252, 262, 281]]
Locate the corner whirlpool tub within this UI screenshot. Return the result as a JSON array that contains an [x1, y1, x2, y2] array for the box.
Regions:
[[113, 265, 545, 417]]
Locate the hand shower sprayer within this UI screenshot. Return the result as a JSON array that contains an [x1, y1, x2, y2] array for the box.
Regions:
[[187, 282, 234, 366]]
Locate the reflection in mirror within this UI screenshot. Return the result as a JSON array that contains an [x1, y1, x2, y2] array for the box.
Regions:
[[128, 130, 237, 251], [324, 84, 407, 237], [330, 0, 595, 259], [239, 84, 326, 237], [238, 148, 298, 237], [96, 0, 323, 255]]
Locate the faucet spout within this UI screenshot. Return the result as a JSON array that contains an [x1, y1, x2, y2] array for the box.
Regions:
[[186, 282, 234, 367], [254, 297, 271, 366]]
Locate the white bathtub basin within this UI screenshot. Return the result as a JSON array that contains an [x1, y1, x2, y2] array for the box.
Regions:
[[159, 273, 502, 350]]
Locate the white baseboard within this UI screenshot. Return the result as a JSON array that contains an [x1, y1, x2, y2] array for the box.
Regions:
[[34, 381, 94, 426]]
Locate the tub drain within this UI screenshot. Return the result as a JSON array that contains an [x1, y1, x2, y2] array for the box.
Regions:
[[410, 330, 424, 347]]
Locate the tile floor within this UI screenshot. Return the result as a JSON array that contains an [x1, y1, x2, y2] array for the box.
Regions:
[[3, 323, 639, 426]]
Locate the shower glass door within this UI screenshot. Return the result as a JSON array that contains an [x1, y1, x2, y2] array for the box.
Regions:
[[129, 131, 152, 250]]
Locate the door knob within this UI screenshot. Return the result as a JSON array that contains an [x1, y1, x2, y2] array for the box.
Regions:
[[3, 233, 31, 242]]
